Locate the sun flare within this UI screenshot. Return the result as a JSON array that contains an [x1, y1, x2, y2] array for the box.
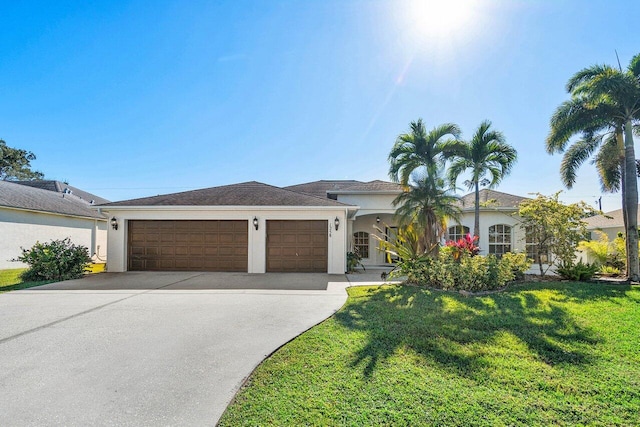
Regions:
[[405, 0, 475, 40]]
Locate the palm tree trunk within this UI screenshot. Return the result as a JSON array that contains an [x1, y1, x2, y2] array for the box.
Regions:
[[474, 180, 480, 243], [623, 120, 639, 281], [617, 130, 629, 277]]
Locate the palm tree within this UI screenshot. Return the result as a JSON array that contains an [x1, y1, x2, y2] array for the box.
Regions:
[[392, 173, 461, 256], [445, 120, 517, 244], [389, 119, 461, 186], [547, 53, 640, 280]]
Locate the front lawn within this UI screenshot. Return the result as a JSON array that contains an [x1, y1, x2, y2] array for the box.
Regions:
[[219, 282, 640, 426], [0, 268, 52, 292]]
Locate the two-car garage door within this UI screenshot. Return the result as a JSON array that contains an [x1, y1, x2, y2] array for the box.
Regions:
[[128, 220, 248, 271], [127, 220, 328, 272]]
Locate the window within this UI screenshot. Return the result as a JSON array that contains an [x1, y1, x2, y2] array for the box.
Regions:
[[353, 232, 369, 258], [526, 226, 549, 264], [488, 224, 512, 256], [448, 225, 470, 241]]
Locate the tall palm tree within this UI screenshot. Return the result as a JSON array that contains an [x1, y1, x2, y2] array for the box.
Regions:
[[547, 53, 640, 280], [389, 119, 461, 186], [392, 173, 461, 256], [445, 120, 517, 244]]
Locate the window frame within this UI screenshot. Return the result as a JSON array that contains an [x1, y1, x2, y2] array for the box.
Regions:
[[488, 224, 512, 257], [353, 231, 370, 259], [448, 225, 470, 242]]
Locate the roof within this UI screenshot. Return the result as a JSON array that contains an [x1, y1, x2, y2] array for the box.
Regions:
[[99, 181, 353, 207], [583, 206, 640, 229], [0, 181, 107, 219], [13, 180, 110, 205], [456, 189, 528, 210], [283, 180, 363, 198], [284, 180, 402, 197], [327, 180, 403, 194]]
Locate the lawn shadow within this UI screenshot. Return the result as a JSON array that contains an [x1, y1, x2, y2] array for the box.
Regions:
[[334, 282, 616, 379]]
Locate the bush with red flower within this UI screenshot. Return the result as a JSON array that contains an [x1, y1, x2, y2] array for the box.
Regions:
[[445, 233, 480, 260]]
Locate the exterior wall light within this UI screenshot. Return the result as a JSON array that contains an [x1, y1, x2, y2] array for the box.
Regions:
[[376, 216, 380, 223], [253, 216, 259, 230], [334, 217, 340, 231], [110, 217, 118, 230]]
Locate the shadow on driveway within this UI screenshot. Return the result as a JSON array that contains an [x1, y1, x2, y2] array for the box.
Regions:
[[27, 272, 348, 291]]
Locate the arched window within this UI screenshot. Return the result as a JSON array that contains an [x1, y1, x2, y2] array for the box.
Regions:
[[353, 232, 369, 258], [526, 226, 549, 264], [448, 225, 470, 241], [488, 224, 512, 256]]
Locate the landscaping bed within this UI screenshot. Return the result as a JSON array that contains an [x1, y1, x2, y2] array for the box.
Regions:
[[219, 282, 640, 426]]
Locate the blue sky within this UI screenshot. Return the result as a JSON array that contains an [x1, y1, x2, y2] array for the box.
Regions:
[[1, 0, 638, 211]]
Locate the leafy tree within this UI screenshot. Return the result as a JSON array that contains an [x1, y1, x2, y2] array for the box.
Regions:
[[446, 120, 517, 244], [392, 173, 461, 256], [546, 53, 640, 280], [0, 139, 44, 181], [388, 119, 461, 186], [518, 192, 597, 276]]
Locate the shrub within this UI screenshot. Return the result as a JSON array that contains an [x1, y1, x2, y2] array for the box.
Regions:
[[599, 265, 621, 277], [396, 249, 531, 291], [501, 252, 532, 281], [556, 260, 598, 282], [16, 238, 91, 282], [346, 251, 365, 273], [444, 233, 479, 260]]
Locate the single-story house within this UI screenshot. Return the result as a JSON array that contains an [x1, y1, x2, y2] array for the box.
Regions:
[[0, 180, 109, 269], [98, 180, 543, 274], [582, 206, 640, 242]]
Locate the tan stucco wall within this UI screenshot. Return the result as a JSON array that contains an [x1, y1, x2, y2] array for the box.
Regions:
[[102, 207, 349, 274], [0, 208, 107, 269]]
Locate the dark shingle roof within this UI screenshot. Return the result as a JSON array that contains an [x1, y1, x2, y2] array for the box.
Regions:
[[283, 180, 363, 198], [99, 181, 352, 207], [14, 180, 110, 205], [0, 181, 106, 219], [328, 180, 403, 193], [456, 189, 528, 210]]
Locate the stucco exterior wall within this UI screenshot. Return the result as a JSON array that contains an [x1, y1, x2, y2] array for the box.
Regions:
[[0, 207, 107, 269], [446, 209, 527, 255], [102, 207, 349, 274], [336, 194, 397, 217]]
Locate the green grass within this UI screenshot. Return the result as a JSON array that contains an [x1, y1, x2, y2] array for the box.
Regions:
[[0, 264, 105, 293], [0, 268, 52, 292], [219, 282, 640, 426]]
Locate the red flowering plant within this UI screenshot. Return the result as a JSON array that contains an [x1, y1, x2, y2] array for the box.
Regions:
[[445, 233, 480, 261]]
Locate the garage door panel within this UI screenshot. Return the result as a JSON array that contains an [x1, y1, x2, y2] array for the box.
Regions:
[[266, 220, 327, 273], [128, 220, 248, 272]]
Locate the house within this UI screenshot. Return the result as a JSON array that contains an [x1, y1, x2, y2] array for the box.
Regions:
[[98, 180, 543, 274], [582, 207, 640, 242], [0, 180, 109, 269]]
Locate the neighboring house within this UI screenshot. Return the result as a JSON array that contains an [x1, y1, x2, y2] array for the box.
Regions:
[[98, 180, 545, 274], [0, 180, 108, 269], [582, 207, 640, 242]]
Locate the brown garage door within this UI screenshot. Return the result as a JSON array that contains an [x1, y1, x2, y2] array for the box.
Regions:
[[128, 220, 248, 272], [266, 220, 328, 272]]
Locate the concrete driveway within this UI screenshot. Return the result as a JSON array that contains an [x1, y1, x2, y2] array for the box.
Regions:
[[0, 272, 354, 426]]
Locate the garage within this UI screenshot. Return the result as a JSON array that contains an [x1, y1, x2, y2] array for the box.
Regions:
[[128, 220, 248, 271], [266, 220, 328, 272]]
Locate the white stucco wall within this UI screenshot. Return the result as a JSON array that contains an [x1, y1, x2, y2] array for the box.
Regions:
[[0, 207, 107, 269], [336, 194, 397, 217], [101, 207, 349, 274]]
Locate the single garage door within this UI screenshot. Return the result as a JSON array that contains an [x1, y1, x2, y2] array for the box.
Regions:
[[266, 220, 328, 272], [128, 220, 248, 271]]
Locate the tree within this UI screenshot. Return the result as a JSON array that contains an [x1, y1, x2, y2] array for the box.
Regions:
[[392, 173, 461, 256], [546, 53, 640, 280], [388, 119, 461, 186], [445, 120, 517, 244], [0, 139, 44, 181], [518, 192, 597, 276]]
